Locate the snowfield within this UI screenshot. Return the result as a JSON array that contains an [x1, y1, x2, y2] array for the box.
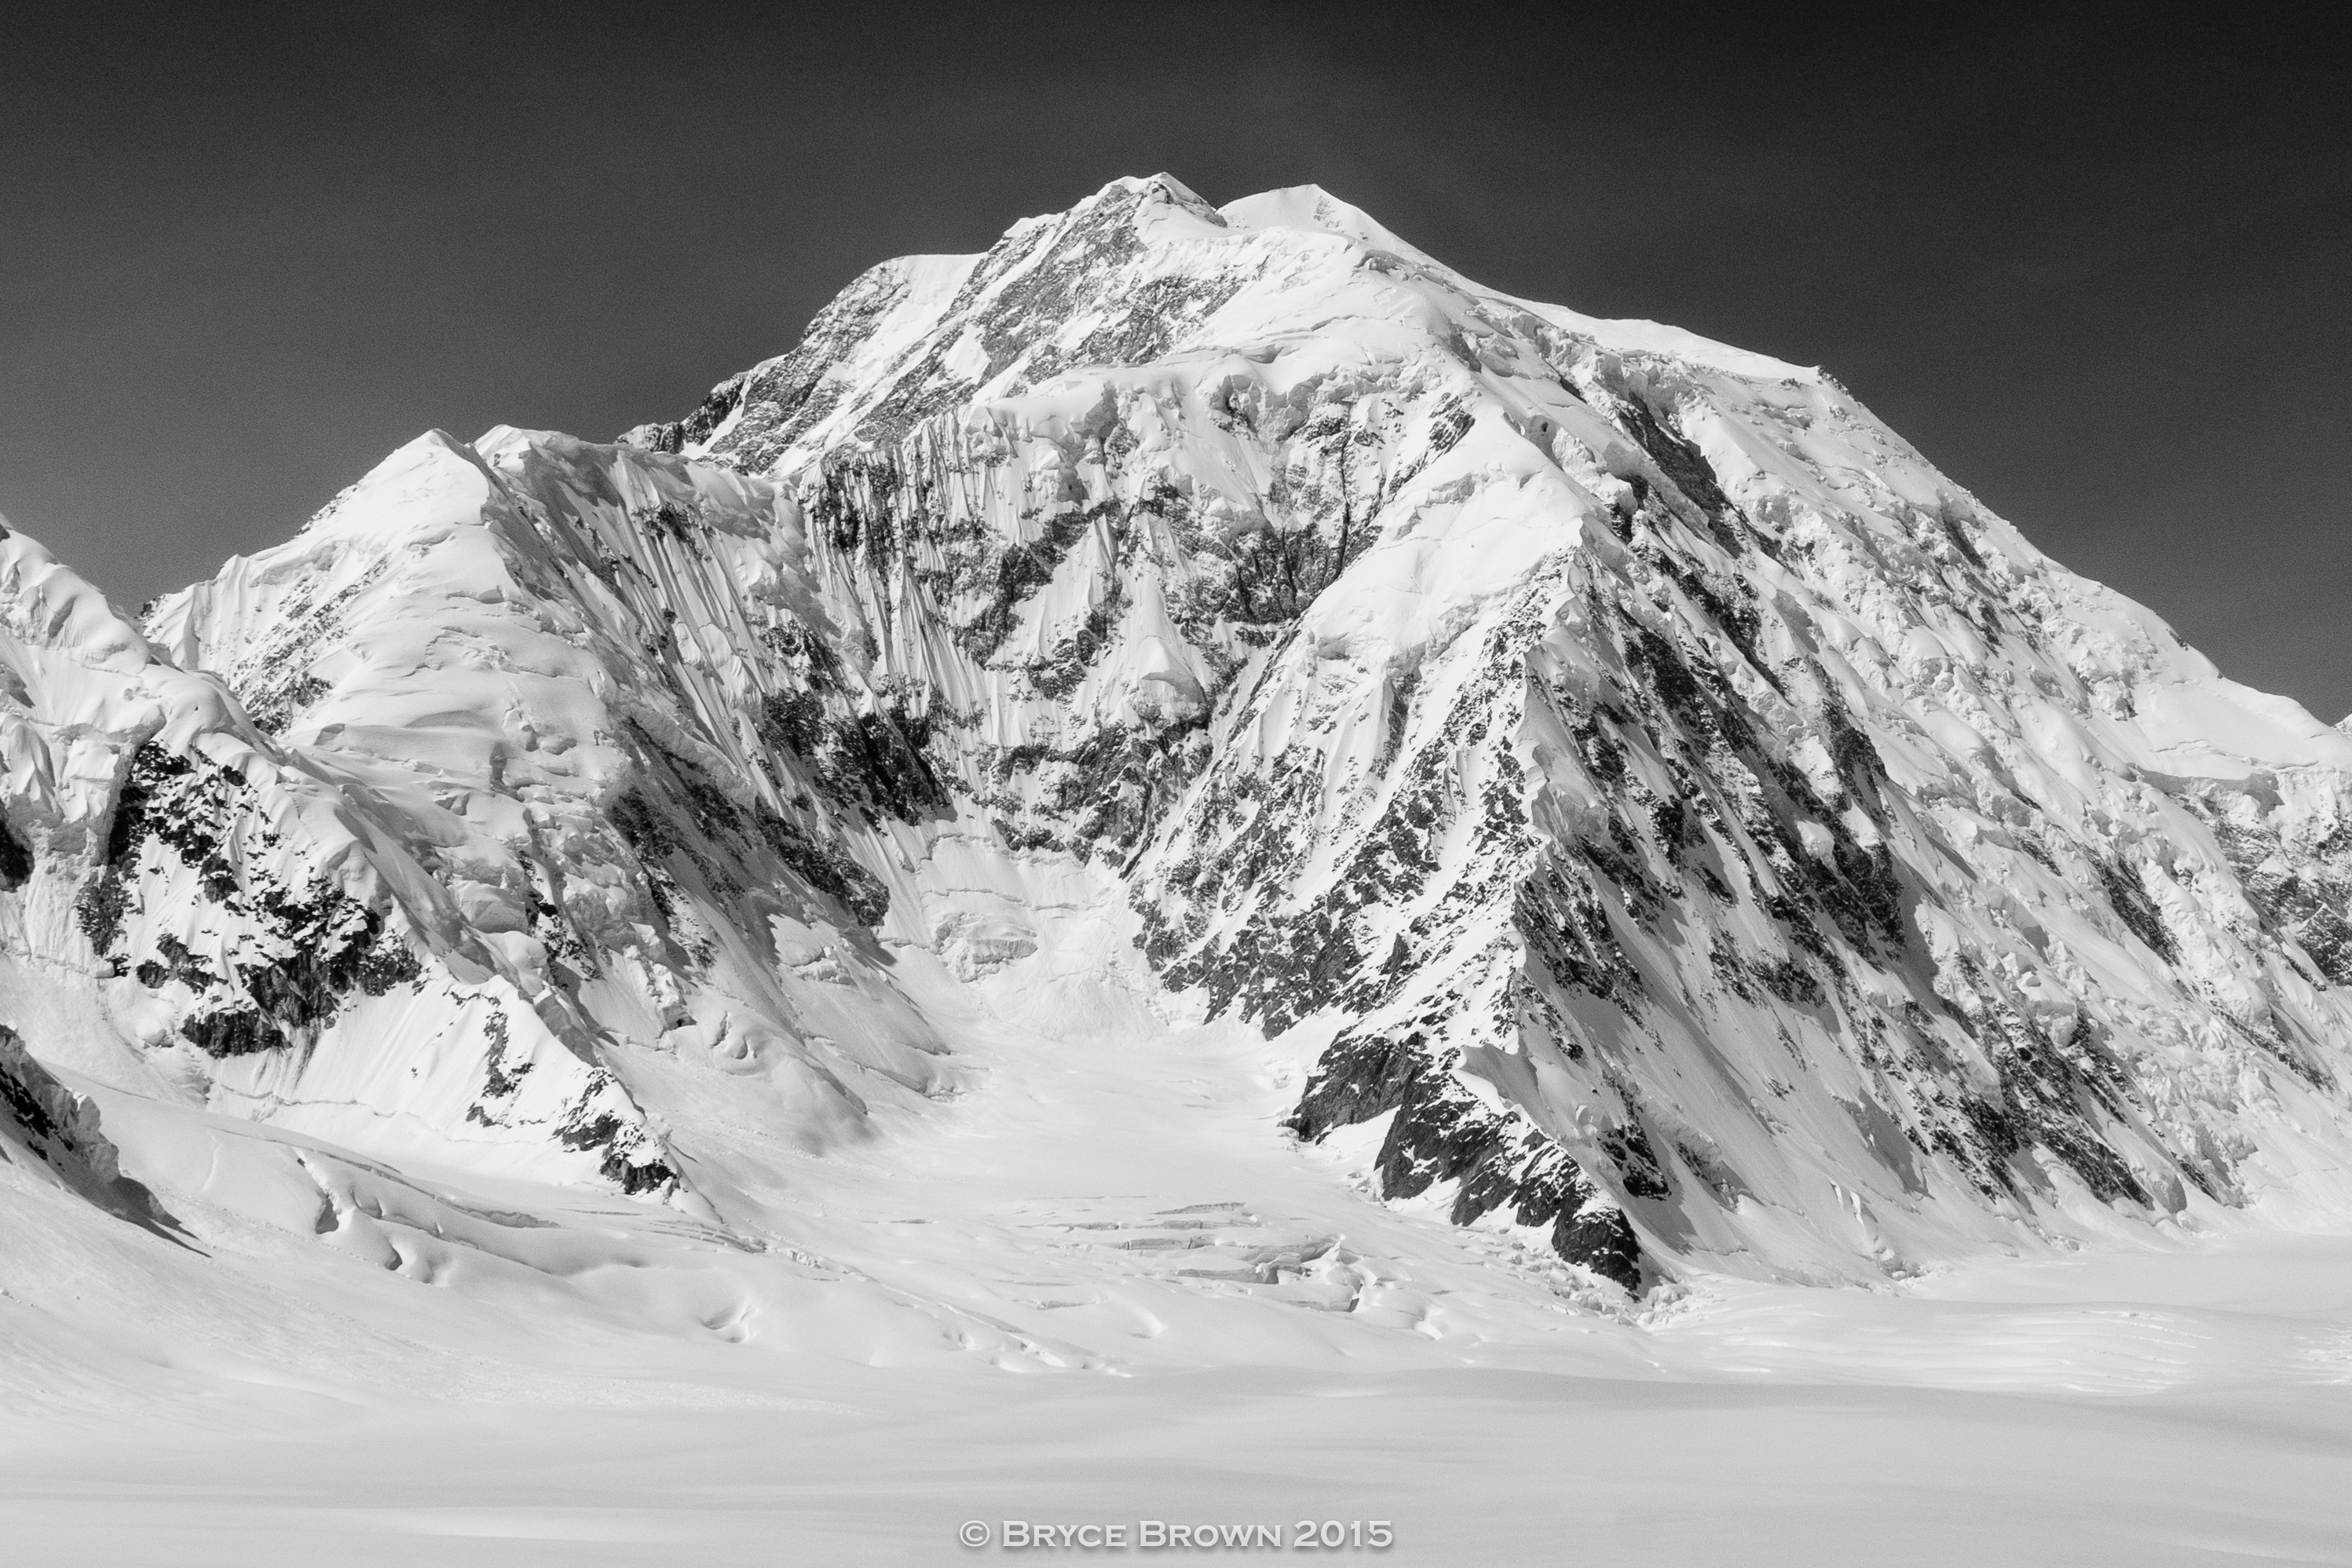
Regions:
[[5, 984, 2350, 1563], [5, 175, 2352, 1561]]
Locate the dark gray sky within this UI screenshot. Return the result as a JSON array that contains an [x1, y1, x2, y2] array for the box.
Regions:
[[5, 4, 2346, 713]]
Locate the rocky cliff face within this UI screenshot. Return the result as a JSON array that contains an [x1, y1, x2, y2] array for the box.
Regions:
[[6, 176, 2352, 1293], [0, 1021, 171, 1230]]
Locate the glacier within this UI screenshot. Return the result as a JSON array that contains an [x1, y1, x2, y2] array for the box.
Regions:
[[5, 174, 2352, 1563]]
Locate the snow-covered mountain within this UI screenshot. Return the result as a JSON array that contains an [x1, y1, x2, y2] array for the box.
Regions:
[[7, 175, 2352, 1307]]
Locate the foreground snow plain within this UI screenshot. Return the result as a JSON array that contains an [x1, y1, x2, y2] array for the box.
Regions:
[[7, 918, 2348, 1563]]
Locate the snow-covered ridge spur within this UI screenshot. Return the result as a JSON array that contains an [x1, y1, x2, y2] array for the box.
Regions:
[[5, 175, 2352, 1303]]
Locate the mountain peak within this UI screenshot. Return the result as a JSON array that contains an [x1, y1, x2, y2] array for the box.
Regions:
[[1218, 182, 1439, 265], [597, 177, 2352, 1288], [9, 177, 2352, 1328], [1, 521, 158, 673]]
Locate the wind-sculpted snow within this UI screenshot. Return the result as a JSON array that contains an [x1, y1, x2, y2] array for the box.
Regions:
[[6, 174, 2352, 1329]]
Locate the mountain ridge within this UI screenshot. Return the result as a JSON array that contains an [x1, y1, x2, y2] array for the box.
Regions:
[[5, 176, 2352, 1314]]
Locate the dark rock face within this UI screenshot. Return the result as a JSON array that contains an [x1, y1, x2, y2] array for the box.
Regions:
[[0, 1024, 180, 1235], [1286, 1030, 1642, 1289], [755, 685, 946, 828], [90, 743, 422, 1058], [558, 1096, 675, 1195], [0, 811, 31, 889], [615, 729, 893, 933]]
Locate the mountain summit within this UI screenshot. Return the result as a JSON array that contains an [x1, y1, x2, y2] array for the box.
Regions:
[[7, 176, 2352, 1307]]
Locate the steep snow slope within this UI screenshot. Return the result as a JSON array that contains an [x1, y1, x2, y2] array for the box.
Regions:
[[9, 176, 2352, 1316], [140, 429, 970, 1206]]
